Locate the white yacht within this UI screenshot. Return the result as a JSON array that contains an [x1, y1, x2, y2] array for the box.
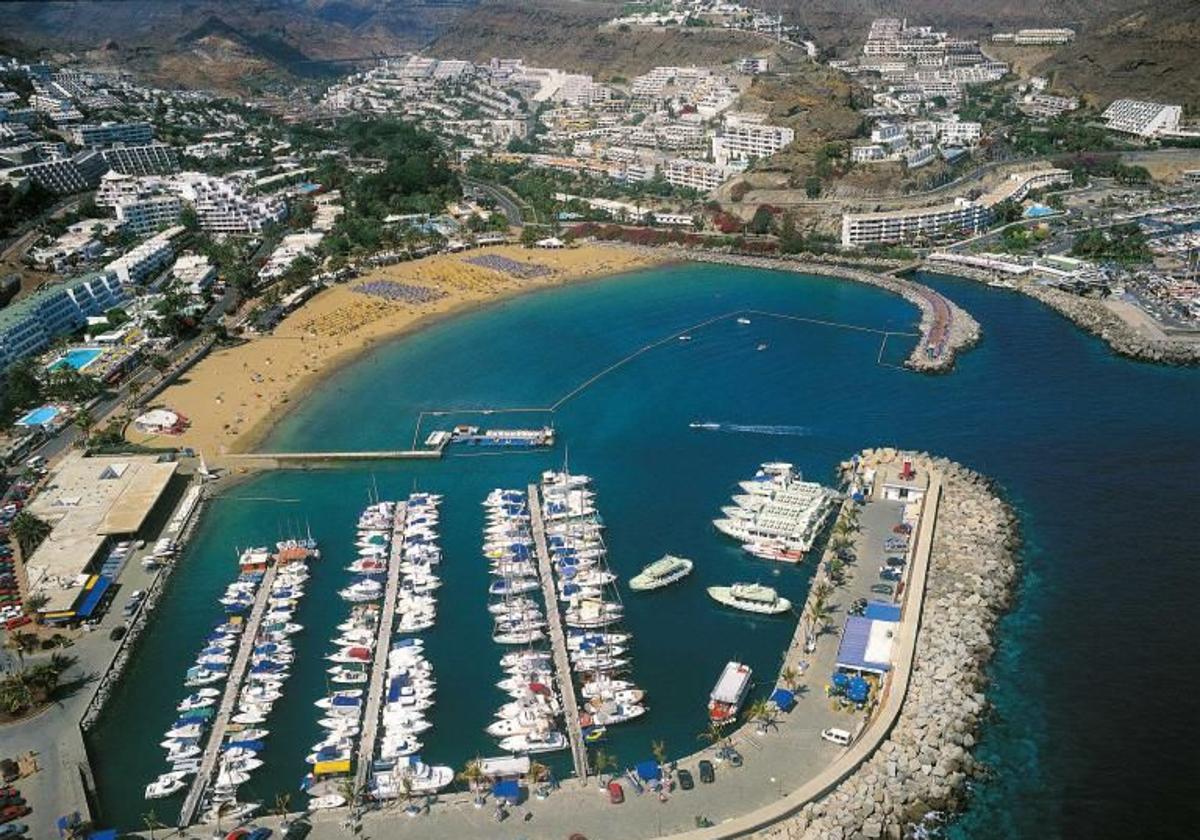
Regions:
[[707, 582, 792, 614], [629, 555, 694, 591]]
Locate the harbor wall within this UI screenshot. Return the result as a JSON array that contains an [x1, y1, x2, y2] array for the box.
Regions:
[[620, 246, 981, 373], [751, 449, 1019, 840], [923, 259, 1200, 366]]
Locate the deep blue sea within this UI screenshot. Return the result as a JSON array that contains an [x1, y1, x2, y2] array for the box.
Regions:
[[87, 263, 1200, 838]]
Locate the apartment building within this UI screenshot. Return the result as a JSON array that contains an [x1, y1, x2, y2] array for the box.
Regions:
[[115, 194, 184, 235], [172, 254, 217, 295], [993, 29, 1075, 45], [0, 271, 128, 369], [172, 173, 287, 234], [841, 168, 1071, 246], [72, 121, 154, 148], [712, 113, 795, 165], [1101, 99, 1183, 138], [105, 226, 184, 285], [6, 150, 107, 194], [1021, 93, 1080, 119], [101, 142, 180, 176], [664, 158, 727, 192]]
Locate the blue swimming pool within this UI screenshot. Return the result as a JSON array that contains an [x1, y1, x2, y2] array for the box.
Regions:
[[48, 347, 103, 372], [16, 405, 61, 427]]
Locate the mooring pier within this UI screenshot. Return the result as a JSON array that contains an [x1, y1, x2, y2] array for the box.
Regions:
[[528, 484, 590, 783]]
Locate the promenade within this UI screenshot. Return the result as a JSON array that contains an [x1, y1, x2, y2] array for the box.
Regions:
[[354, 502, 407, 792], [178, 562, 281, 827], [527, 484, 590, 783]]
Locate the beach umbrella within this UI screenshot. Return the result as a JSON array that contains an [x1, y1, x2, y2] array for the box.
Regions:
[[847, 676, 870, 703]]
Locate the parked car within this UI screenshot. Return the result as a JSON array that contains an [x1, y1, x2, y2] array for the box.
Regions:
[[0, 823, 28, 838], [281, 822, 311, 840], [870, 583, 893, 595], [677, 769, 694, 790], [879, 566, 902, 582], [246, 828, 272, 840], [884, 556, 906, 568], [698, 760, 715, 783], [607, 781, 624, 804], [821, 727, 853, 746]]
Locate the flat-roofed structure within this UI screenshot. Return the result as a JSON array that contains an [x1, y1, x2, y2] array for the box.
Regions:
[[24, 453, 178, 613]]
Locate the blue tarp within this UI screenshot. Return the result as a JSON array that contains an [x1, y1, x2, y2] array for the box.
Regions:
[[492, 779, 521, 801], [769, 687, 796, 712], [86, 832, 117, 840], [74, 575, 112, 619], [635, 760, 661, 782], [864, 601, 901, 622], [835, 616, 893, 674]]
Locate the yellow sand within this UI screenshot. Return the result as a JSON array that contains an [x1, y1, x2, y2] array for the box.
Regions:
[[129, 244, 665, 455]]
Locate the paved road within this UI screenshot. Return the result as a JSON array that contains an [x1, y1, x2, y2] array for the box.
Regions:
[[463, 177, 526, 227]]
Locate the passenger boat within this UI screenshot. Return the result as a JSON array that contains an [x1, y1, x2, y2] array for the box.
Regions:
[[706, 582, 791, 614], [629, 555, 694, 591], [708, 660, 752, 723]]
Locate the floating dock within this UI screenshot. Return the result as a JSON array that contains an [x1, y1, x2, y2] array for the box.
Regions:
[[355, 502, 407, 792], [178, 563, 280, 827], [528, 484, 589, 782], [447, 425, 556, 448]]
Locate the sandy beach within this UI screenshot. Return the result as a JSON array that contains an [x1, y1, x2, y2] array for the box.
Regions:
[[128, 243, 667, 455]]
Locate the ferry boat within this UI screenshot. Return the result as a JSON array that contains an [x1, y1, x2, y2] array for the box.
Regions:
[[708, 661, 752, 723], [707, 582, 791, 615], [713, 462, 836, 558], [629, 555, 694, 591]]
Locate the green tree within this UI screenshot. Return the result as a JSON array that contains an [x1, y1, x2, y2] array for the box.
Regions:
[[590, 747, 617, 785], [10, 510, 52, 557], [748, 205, 775, 235]]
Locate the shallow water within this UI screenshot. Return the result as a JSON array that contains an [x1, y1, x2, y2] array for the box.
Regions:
[[89, 264, 1200, 838]]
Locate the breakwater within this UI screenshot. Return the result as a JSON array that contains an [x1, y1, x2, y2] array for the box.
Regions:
[[624, 247, 981, 372], [759, 448, 1018, 840], [922, 259, 1200, 366]]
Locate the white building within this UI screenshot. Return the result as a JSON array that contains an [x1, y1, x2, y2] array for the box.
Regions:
[[105, 226, 184, 286], [72, 121, 154, 148], [172, 173, 287, 234], [172, 253, 217, 294], [5, 151, 107, 194], [1101, 99, 1183, 138], [664, 158, 727, 193], [115, 194, 183, 236], [1012, 28, 1075, 45], [101, 143, 179, 176], [0, 271, 128, 369], [712, 113, 795, 165]]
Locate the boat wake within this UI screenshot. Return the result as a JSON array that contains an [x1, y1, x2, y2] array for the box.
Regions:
[[689, 422, 811, 436]]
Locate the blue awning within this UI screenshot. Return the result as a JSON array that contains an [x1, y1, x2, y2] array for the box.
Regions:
[[492, 779, 521, 801], [864, 601, 901, 622], [769, 687, 796, 711], [635, 760, 661, 782], [834, 615, 895, 674], [86, 832, 117, 840], [74, 575, 112, 619]]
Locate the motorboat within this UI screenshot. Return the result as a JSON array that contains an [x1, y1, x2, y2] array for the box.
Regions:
[[498, 730, 568, 754], [309, 793, 346, 810], [145, 772, 188, 799], [629, 555, 694, 591], [707, 582, 791, 614], [708, 660, 752, 723]]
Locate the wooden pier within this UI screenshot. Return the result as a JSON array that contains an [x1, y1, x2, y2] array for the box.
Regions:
[[178, 563, 280, 827], [528, 484, 590, 782], [354, 502, 407, 793]]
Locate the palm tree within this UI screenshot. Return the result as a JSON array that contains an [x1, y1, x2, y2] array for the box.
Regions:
[[23, 594, 49, 616], [141, 809, 164, 840], [590, 748, 616, 786], [213, 800, 233, 835], [746, 698, 777, 734], [697, 720, 727, 750], [10, 511, 52, 557], [780, 665, 800, 692], [527, 760, 548, 786], [73, 409, 94, 445], [0, 674, 34, 715], [273, 792, 291, 827], [458, 757, 485, 802], [805, 597, 832, 640]]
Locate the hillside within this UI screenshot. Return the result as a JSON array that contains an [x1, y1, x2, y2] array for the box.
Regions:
[[0, 0, 476, 92], [1033, 0, 1200, 110], [427, 0, 805, 79]]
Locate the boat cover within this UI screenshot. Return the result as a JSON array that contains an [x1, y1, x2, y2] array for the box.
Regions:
[[492, 779, 521, 801]]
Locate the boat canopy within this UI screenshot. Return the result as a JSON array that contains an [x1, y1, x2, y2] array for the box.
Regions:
[[479, 756, 530, 777], [74, 575, 112, 619], [834, 615, 897, 674], [314, 759, 352, 775]]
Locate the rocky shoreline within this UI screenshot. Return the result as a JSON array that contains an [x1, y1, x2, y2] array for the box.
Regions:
[[760, 448, 1019, 840], [1020, 285, 1200, 366], [627, 247, 981, 373], [923, 259, 1200, 366]]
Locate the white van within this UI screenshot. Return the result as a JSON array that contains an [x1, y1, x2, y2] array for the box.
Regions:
[[820, 727, 853, 746]]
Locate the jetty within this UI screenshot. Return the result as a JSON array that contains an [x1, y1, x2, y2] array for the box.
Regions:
[[528, 484, 589, 782], [178, 563, 280, 827], [355, 502, 407, 792]]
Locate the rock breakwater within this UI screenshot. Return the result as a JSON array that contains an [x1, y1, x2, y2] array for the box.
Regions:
[[758, 448, 1018, 840]]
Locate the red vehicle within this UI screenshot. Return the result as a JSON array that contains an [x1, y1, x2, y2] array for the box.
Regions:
[[0, 804, 31, 823], [607, 781, 624, 804], [3, 616, 31, 631]]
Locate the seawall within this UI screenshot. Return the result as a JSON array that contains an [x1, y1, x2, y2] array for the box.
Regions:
[[756, 448, 1019, 840]]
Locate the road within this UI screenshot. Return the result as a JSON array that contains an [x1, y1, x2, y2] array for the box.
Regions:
[[463, 176, 527, 227]]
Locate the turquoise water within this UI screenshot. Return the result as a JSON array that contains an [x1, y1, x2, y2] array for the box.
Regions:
[[88, 263, 1200, 838], [48, 347, 103, 372]]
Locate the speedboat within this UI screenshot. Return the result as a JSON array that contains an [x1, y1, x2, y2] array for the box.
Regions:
[[309, 794, 346, 810], [707, 582, 791, 614], [498, 730, 568, 754], [629, 555, 693, 591], [145, 772, 188, 799]]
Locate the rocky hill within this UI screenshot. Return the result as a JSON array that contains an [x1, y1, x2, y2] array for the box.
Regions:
[[1032, 0, 1200, 110]]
